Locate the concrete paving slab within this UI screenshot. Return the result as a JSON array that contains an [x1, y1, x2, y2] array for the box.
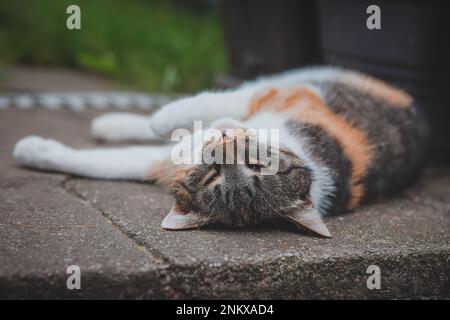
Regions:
[[0, 177, 176, 299], [66, 171, 449, 299]]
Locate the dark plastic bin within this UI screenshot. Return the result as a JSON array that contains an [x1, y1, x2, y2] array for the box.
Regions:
[[220, 0, 321, 79], [318, 0, 450, 162]]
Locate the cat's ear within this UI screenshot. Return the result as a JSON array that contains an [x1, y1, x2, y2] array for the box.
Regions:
[[285, 207, 332, 238], [161, 204, 207, 230]]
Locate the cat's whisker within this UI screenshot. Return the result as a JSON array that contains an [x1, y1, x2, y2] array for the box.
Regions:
[[142, 161, 183, 183], [296, 124, 316, 131], [205, 188, 221, 221], [155, 173, 178, 184], [153, 166, 182, 184]]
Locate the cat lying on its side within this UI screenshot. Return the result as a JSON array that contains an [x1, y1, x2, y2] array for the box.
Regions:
[[13, 67, 429, 237]]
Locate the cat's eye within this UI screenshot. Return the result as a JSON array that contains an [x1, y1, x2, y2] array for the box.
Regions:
[[203, 164, 221, 185], [246, 163, 264, 172]]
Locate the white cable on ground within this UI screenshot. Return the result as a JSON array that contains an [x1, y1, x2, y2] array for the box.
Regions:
[[0, 91, 173, 112]]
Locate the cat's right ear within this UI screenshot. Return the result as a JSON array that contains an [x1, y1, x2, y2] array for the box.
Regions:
[[161, 204, 206, 230], [285, 207, 332, 238]]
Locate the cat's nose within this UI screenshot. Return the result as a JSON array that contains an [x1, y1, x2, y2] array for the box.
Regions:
[[218, 129, 233, 145]]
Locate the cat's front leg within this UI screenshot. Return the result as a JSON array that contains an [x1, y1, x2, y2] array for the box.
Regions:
[[91, 112, 161, 142], [14, 136, 172, 180], [149, 90, 253, 139]]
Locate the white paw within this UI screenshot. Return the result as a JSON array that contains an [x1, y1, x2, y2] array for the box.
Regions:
[[149, 106, 178, 138], [13, 136, 71, 169], [91, 113, 128, 140], [91, 112, 152, 142], [149, 97, 203, 138]]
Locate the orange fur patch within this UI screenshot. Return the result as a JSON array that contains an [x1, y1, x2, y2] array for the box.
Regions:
[[249, 87, 373, 209], [340, 73, 413, 108], [248, 88, 278, 115], [148, 159, 187, 186]]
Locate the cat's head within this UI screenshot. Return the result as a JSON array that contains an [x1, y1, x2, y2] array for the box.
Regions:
[[160, 126, 331, 238]]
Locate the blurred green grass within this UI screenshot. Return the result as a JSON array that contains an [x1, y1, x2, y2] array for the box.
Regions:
[[0, 0, 227, 93]]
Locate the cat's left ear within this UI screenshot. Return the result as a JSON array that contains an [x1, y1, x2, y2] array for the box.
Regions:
[[285, 207, 332, 238], [161, 204, 207, 230]]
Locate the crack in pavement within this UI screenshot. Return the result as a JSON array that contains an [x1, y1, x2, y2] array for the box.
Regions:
[[60, 176, 172, 268]]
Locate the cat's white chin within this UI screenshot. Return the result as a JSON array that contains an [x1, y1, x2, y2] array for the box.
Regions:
[[161, 205, 204, 230]]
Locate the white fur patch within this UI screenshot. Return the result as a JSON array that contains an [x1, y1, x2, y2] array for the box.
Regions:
[[292, 136, 336, 215], [91, 112, 159, 142], [242, 66, 350, 89]]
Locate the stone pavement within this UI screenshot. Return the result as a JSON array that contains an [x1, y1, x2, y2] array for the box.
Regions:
[[0, 108, 449, 299], [0, 65, 117, 92]]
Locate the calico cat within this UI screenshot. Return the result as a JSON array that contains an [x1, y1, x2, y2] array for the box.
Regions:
[[13, 67, 429, 237]]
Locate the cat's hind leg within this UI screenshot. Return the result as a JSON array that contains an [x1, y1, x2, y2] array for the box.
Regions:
[[91, 112, 161, 142], [14, 135, 172, 180]]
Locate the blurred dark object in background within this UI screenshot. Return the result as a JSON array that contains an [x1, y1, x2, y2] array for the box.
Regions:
[[319, 0, 450, 164], [220, 0, 450, 163], [220, 0, 321, 79], [172, 0, 219, 6]]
